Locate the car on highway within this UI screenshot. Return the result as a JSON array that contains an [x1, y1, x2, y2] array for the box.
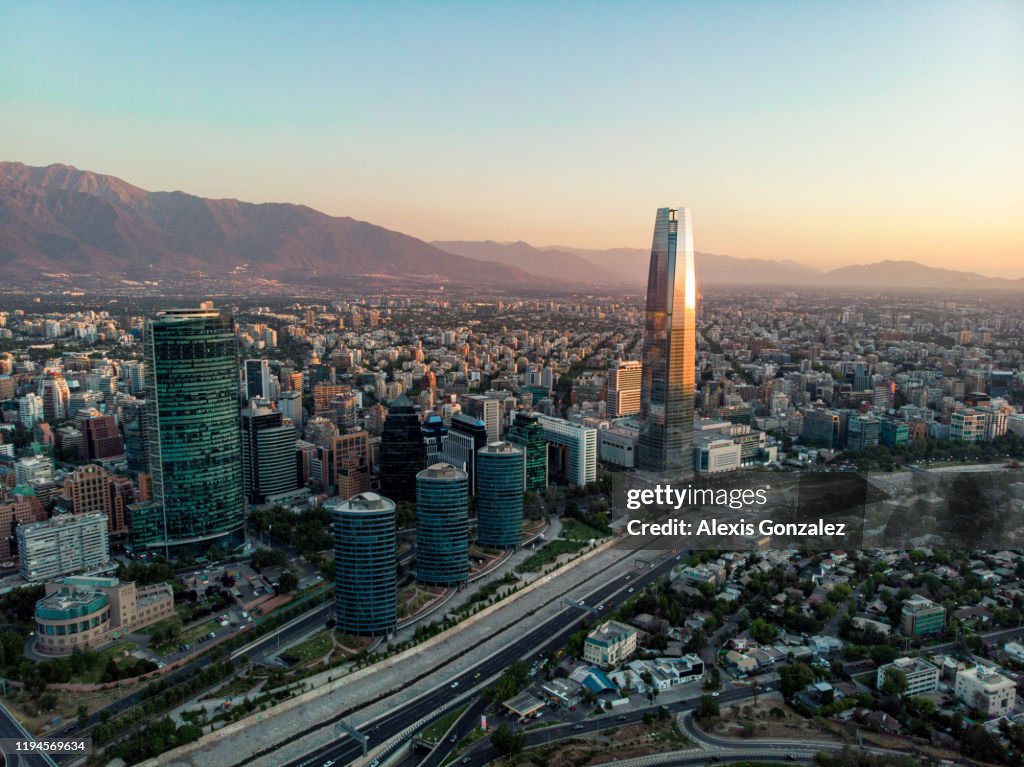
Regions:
[[578, 599, 585, 606], [322, 760, 334, 767], [627, 588, 634, 593], [617, 715, 626, 721], [474, 672, 481, 679], [712, 691, 720, 697], [451, 681, 459, 688], [573, 724, 585, 730]]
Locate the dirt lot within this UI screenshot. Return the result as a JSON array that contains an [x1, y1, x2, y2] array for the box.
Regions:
[[712, 693, 842, 742]]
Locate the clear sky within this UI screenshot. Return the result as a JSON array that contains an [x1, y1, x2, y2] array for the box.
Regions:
[[2, 1, 1022, 275]]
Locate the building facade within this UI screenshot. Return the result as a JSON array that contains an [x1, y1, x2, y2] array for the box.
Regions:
[[241, 402, 297, 505], [380, 394, 425, 503], [17, 513, 110, 581], [638, 207, 696, 473], [141, 308, 246, 555], [33, 575, 174, 656], [415, 463, 469, 586], [475, 442, 524, 549], [506, 411, 548, 492], [329, 492, 397, 635], [536, 415, 597, 487], [583, 620, 638, 669]]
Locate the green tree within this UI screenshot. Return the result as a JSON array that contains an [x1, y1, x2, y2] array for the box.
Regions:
[[880, 667, 907, 697], [695, 694, 720, 725], [491, 724, 524, 756]]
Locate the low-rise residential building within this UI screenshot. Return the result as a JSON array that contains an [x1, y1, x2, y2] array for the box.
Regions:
[[900, 594, 945, 637], [583, 620, 638, 669], [612, 655, 704, 692], [876, 657, 940, 696], [954, 665, 1016, 717]]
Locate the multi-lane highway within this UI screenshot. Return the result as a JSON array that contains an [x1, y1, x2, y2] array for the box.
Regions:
[[273, 550, 682, 767], [0, 702, 58, 767]]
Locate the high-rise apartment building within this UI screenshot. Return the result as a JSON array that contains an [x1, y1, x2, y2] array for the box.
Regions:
[[140, 308, 245, 555], [241, 402, 297, 505], [17, 512, 110, 581], [475, 442, 524, 549], [415, 463, 469, 586], [18, 393, 43, 429], [607, 360, 642, 418], [38, 370, 70, 423], [638, 207, 696, 473], [333, 430, 372, 500], [329, 492, 397, 636], [79, 413, 125, 462], [59, 465, 134, 536]]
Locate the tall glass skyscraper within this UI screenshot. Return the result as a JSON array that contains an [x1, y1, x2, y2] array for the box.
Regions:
[[140, 309, 246, 555], [638, 207, 697, 473], [328, 492, 397, 635], [380, 393, 425, 503], [506, 411, 548, 493], [476, 441, 524, 549], [415, 463, 469, 586]]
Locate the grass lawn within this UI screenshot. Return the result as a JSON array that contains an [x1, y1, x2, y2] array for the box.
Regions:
[[77, 642, 139, 683], [517, 539, 587, 572], [286, 630, 333, 662], [560, 518, 607, 541], [420, 705, 467, 744], [178, 619, 221, 646]]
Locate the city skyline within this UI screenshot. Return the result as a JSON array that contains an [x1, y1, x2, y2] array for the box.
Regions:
[[2, 3, 1022, 275]]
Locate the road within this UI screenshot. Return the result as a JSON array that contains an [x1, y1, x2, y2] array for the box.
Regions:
[[0, 702, 58, 767], [275, 552, 683, 767]]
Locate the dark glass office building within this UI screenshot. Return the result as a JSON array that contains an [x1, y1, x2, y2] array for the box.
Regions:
[[380, 394, 425, 503], [475, 441, 524, 549], [329, 492, 397, 635], [506, 411, 548, 493], [638, 207, 696, 473], [138, 309, 245, 556], [415, 463, 469, 586]]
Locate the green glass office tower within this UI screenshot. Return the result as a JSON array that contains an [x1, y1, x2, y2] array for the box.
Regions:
[[138, 309, 245, 556], [329, 492, 397, 635], [476, 441, 524, 549], [639, 207, 697, 473], [506, 411, 547, 493], [415, 463, 469, 586]]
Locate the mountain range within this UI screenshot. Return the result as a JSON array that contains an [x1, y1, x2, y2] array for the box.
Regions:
[[1, 162, 1020, 292], [0, 162, 534, 286]]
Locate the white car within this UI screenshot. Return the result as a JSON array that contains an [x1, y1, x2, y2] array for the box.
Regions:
[[451, 681, 459, 689]]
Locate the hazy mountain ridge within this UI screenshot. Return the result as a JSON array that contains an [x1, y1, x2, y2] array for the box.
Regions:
[[0, 162, 538, 286], [2, 163, 1019, 292], [431, 240, 623, 284], [545, 245, 1023, 291]]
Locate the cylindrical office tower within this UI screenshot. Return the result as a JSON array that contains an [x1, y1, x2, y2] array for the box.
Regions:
[[476, 441, 524, 549], [328, 492, 397, 636], [415, 463, 469, 586]]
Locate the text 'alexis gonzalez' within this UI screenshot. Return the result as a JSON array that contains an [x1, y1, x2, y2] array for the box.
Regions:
[[625, 484, 769, 511]]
